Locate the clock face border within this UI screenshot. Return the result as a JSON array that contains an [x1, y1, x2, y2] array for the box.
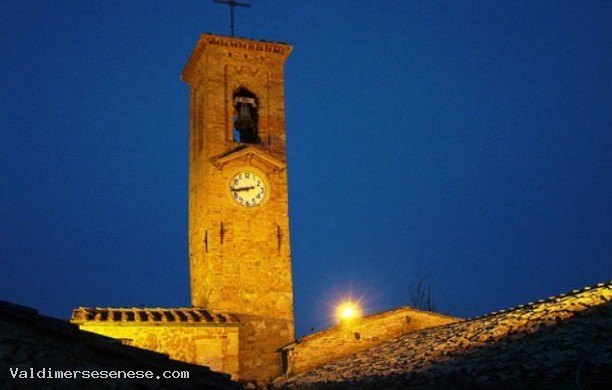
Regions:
[[227, 166, 270, 209]]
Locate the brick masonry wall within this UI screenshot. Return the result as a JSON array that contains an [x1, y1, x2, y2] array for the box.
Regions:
[[182, 35, 294, 382]]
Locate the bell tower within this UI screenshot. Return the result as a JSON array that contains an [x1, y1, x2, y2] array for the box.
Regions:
[[181, 34, 294, 381]]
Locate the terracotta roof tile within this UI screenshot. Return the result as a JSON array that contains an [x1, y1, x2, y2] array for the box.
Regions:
[[279, 281, 612, 389], [71, 307, 241, 326]]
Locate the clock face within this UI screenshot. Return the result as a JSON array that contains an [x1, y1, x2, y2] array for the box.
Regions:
[[229, 171, 267, 207]]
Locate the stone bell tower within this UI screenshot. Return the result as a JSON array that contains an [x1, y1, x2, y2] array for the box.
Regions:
[[181, 34, 294, 381]]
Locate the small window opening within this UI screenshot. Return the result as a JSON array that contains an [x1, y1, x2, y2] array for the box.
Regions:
[[233, 88, 260, 144]]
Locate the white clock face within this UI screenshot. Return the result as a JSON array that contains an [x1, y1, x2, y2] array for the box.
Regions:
[[229, 171, 267, 207]]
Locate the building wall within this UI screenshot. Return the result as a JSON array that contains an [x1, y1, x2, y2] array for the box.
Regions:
[[78, 323, 240, 379], [284, 307, 461, 375], [181, 34, 295, 382]]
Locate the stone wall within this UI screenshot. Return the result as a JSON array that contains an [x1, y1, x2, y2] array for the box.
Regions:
[[181, 34, 295, 383], [78, 323, 240, 378], [71, 307, 240, 379], [283, 307, 460, 376]]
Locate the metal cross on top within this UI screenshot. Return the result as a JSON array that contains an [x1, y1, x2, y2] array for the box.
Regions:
[[213, 0, 251, 37]]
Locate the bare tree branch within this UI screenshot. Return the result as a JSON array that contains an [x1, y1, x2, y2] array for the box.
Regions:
[[409, 272, 436, 312]]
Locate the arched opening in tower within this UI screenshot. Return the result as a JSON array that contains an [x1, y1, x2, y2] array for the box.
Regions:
[[233, 87, 260, 144]]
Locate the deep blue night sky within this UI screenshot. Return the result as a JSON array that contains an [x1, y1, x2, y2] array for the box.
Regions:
[[1, 1, 611, 337]]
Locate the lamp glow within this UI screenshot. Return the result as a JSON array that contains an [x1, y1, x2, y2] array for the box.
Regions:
[[336, 301, 360, 322]]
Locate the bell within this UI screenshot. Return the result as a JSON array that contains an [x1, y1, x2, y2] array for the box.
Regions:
[[235, 103, 256, 131]]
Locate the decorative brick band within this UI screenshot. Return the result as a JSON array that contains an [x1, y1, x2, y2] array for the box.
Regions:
[[202, 33, 291, 56]]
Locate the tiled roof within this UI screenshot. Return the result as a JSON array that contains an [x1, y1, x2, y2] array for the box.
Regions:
[[71, 307, 240, 325], [278, 281, 612, 389]]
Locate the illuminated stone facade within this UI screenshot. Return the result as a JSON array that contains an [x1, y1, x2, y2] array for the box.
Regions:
[[281, 307, 460, 376], [66, 33, 611, 388], [71, 307, 240, 378], [181, 34, 294, 382], [69, 33, 462, 385], [71, 34, 294, 384]]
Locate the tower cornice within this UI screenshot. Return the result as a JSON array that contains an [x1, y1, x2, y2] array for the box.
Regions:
[[181, 33, 292, 84]]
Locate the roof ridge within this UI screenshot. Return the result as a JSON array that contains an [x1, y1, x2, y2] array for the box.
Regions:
[[464, 280, 612, 322]]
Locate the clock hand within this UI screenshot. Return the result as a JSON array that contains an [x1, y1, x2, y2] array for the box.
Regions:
[[231, 186, 255, 192]]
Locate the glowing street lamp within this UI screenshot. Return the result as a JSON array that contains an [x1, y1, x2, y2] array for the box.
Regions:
[[336, 301, 361, 322]]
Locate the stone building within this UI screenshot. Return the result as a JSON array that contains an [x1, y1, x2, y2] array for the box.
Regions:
[[68, 32, 467, 387], [0, 300, 240, 390], [66, 32, 467, 386], [182, 34, 294, 382], [71, 34, 295, 384], [71, 307, 240, 378], [281, 307, 460, 376], [65, 32, 611, 389], [277, 282, 612, 389]]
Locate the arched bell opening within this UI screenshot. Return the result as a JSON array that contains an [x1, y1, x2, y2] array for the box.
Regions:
[[232, 87, 260, 144]]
